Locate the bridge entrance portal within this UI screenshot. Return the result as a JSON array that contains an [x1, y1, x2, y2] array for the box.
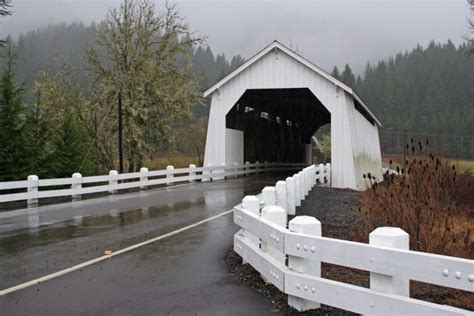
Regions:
[[225, 88, 330, 164]]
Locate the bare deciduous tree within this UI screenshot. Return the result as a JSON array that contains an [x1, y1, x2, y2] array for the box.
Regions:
[[467, 0, 474, 55], [0, 0, 11, 44]]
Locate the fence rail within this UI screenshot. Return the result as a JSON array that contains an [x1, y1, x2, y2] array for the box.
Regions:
[[0, 162, 307, 206], [233, 164, 473, 315]]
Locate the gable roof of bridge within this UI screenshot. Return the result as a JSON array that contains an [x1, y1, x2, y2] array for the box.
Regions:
[[203, 40, 381, 127]]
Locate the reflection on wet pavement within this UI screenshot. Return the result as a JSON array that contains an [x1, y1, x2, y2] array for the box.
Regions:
[[0, 174, 290, 289]]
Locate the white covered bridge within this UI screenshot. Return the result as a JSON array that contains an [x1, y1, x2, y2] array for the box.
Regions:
[[203, 41, 383, 190]]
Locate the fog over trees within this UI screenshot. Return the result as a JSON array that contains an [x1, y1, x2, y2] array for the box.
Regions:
[[0, 0, 473, 180]]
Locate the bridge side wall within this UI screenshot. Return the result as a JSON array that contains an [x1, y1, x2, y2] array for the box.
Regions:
[[203, 50, 381, 189], [345, 92, 383, 190]]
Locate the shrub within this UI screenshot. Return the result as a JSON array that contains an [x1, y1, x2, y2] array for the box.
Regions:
[[356, 139, 473, 259]]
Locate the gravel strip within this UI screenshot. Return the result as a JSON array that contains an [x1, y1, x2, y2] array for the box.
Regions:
[[225, 186, 361, 315]]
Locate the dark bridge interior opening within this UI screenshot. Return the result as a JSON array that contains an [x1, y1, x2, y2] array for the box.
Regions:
[[226, 88, 330, 163]]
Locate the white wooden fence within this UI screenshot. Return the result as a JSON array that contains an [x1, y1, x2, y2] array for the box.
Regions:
[[233, 164, 474, 315], [0, 162, 307, 206]]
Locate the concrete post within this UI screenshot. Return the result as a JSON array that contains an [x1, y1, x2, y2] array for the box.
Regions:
[[369, 227, 410, 296], [325, 163, 331, 186], [298, 171, 305, 201], [109, 170, 118, 194], [241, 195, 261, 264], [302, 169, 308, 196], [27, 175, 39, 207], [304, 168, 310, 195], [262, 186, 277, 207], [71, 173, 82, 201], [188, 164, 196, 183], [206, 163, 212, 181], [285, 177, 296, 215], [275, 180, 287, 211], [234, 162, 239, 178], [288, 216, 322, 311], [318, 164, 324, 184], [244, 161, 250, 176], [261, 205, 287, 265], [166, 165, 174, 186], [294, 173, 301, 207], [140, 167, 148, 189]]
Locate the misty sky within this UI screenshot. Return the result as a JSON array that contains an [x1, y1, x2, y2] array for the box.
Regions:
[[0, 0, 470, 73]]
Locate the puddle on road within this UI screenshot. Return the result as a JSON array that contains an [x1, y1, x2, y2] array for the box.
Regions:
[[0, 199, 205, 254]]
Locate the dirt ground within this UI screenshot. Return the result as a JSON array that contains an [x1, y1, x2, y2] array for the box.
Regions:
[[225, 186, 473, 315]]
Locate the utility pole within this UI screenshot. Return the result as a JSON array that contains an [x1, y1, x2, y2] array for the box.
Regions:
[[118, 89, 124, 174]]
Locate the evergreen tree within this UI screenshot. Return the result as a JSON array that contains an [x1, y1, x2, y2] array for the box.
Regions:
[[331, 66, 340, 80], [48, 112, 94, 177], [351, 40, 474, 157], [0, 39, 28, 181], [341, 64, 356, 87], [23, 89, 51, 177]]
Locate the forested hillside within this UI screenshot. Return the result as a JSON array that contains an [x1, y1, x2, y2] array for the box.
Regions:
[[332, 41, 474, 157], [12, 22, 244, 117], [1, 17, 473, 181], [0, 11, 245, 181]]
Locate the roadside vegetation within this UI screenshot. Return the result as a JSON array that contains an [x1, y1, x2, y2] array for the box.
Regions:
[[357, 139, 473, 308]]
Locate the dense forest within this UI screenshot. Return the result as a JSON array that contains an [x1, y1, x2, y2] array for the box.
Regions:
[[333, 41, 474, 158], [12, 22, 244, 118], [0, 3, 245, 181], [1, 10, 473, 181]]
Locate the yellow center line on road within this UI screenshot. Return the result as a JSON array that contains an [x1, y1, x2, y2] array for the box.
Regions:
[[0, 208, 235, 296]]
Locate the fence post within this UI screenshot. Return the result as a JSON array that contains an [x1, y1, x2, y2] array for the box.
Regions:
[[241, 195, 261, 265], [294, 173, 301, 207], [288, 215, 322, 311], [244, 161, 250, 176], [262, 186, 277, 207], [139, 167, 148, 189], [298, 171, 305, 201], [206, 163, 212, 181], [234, 162, 239, 178], [325, 163, 331, 186], [285, 177, 296, 215], [255, 161, 260, 174], [219, 162, 226, 180], [275, 180, 287, 211], [166, 165, 174, 186], [318, 164, 324, 184], [71, 173, 82, 201], [188, 164, 196, 183], [369, 227, 410, 297], [264, 160, 269, 173], [27, 175, 39, 207], [305, 167, 312, 195], [109, 170, 118, 194], [261, 205, 287, 273]]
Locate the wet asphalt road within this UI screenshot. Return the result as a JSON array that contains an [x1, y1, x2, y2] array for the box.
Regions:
[[0, 174, 290, 315]]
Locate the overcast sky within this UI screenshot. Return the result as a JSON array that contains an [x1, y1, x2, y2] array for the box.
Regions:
[[0, 0, 470, 73]]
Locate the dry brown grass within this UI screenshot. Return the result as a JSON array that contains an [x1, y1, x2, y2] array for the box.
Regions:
[[357, 140, 473, 259], [383, 154, 474, 174], [144, 154, 199, 170], [358, 140, 473, 309]]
